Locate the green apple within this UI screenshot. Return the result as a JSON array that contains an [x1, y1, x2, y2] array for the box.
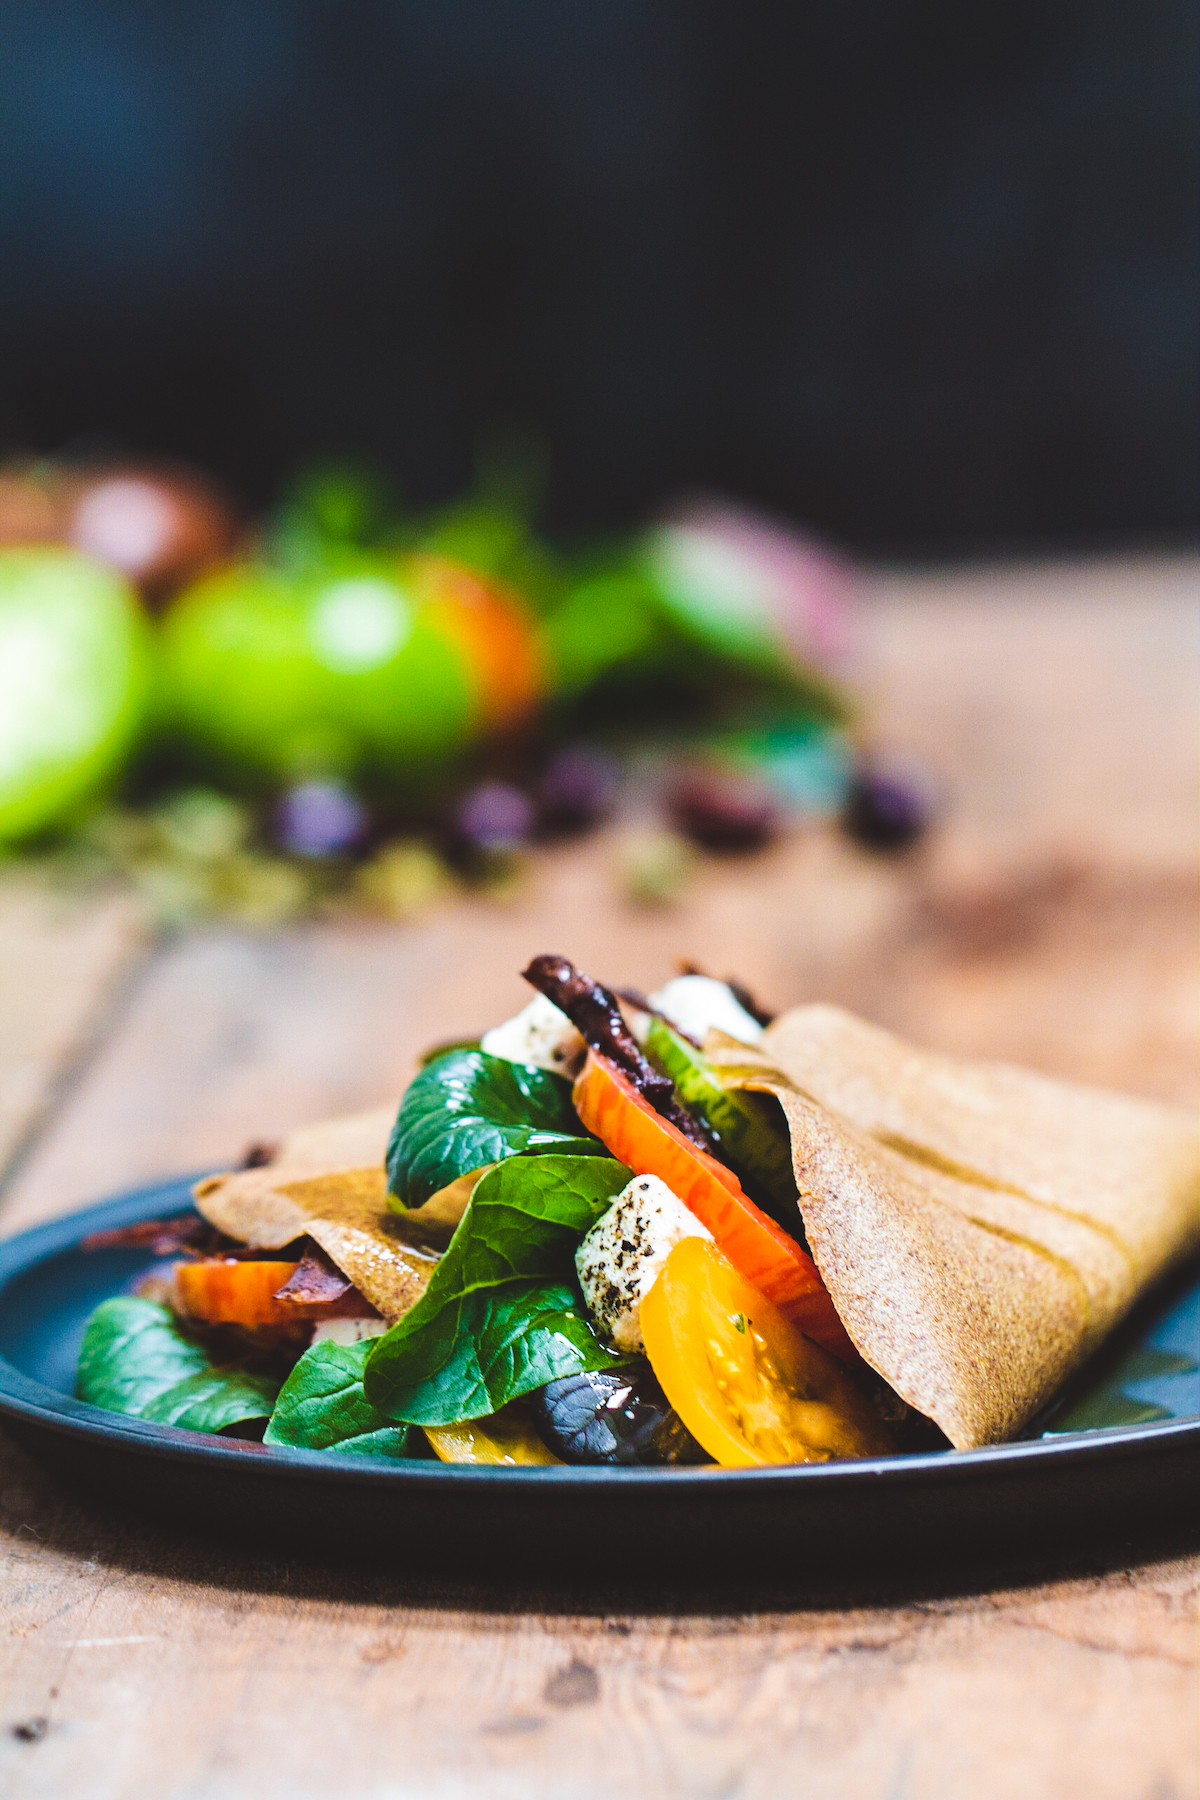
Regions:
[[159, 556, 476, 784], [0, 547, 150, 844]]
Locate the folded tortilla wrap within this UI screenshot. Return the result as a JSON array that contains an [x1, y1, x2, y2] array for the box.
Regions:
[[193, 1102, 434, 1324], [707, 1004, 1199, 1448]]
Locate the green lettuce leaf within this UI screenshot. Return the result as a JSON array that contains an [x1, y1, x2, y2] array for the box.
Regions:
[[365, 1153, 632, 1424], [386, 1048, 604, 1209], [264, 1337, 416, 1457], [76, 1297, 280, 1434]]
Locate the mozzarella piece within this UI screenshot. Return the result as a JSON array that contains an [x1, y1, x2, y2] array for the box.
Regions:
[[646, 974, 764, 1046], [575, 1174, 712, 1351], [480, 992, 585, 1075], [310, 1317, 387, 1347]]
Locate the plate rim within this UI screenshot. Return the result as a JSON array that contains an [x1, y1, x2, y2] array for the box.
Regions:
[[1, 1176, 1196, 1495]]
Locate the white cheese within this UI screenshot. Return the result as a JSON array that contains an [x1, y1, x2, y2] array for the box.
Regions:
[[310, 1317, 387, 1347], [575, 1174, 712, 1351], [479, 992, 585, 1075], [646, 974, 764, 1046]]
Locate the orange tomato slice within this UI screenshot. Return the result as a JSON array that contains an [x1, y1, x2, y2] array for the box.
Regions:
[[573, 1050, 856, 1362], [174, 1259, 374, 1329], [641, 1237, 892, 1466], [175, 1259, 302, 1327]]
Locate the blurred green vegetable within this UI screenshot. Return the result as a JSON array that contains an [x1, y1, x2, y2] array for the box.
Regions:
[[0, 547, 150, 845], [160, 556, 476, 787]]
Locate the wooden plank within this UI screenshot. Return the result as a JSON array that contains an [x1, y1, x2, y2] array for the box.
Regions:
[[864, 553, 1199, 869], [0, 1432, 1194, 1800], [0, 871, 150, 1188], [0, 832, 914, 1232]]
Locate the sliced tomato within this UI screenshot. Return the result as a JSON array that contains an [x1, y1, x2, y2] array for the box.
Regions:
[[573, 1050, 856, 1362], [424, 1402, 562, 1466], [641, 1237, 892, 1466], [174, 1258, 372, 1329]]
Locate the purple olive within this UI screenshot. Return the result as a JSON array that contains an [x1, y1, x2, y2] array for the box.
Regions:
[[455, 781, 535, 852], [275, 779, 366, 858], [842, 768, 931, 851], [537, 746, 619, 835], [666, 767, 778, 854], [530, 1362, 709, 1465]]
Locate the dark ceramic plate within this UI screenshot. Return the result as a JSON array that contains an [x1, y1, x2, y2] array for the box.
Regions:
[[0, 1178, 1196, 1582]]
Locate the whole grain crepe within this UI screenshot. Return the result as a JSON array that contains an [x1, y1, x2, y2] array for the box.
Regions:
[[192, 1104, 436, 1325], [707, 1004, 1199, 1448]]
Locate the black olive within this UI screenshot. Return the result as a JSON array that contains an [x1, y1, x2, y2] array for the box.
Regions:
[[530, 1362, 711, 1465]]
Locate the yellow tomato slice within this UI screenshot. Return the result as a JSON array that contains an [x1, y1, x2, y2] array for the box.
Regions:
[[423, 1400, 562, 1466], [641, 1237, 893, 1466]]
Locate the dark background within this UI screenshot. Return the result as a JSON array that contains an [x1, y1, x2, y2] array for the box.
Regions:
[[1, 1, 1196, 554]]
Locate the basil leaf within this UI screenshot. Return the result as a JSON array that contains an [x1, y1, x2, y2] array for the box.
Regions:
[[386, 1048, 604, 1208], [264, 1338, 416, 1457], [365, 1154, 632, 1424], [77, 1297, 280, 1434]]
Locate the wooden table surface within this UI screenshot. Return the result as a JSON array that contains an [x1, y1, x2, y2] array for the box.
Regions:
[[1, 555, 1196, 1800]]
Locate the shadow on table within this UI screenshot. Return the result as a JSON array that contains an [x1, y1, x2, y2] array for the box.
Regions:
[[3, 1425, 1195, 1618]]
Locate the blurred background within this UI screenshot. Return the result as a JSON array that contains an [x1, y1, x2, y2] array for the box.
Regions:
[[0, 0, 1196, 925], [1, 0, 1196, 548]]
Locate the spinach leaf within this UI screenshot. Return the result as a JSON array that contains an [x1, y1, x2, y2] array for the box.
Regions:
[[386, 1048, 604, 1209], [76, 1297, 280, 1434], [264, 1338, 417, 1457], [365, 1154, 632, 1424], [141, 1368, 281, 1433]]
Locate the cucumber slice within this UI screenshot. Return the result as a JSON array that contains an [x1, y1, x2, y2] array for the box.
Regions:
[[645, 1013, 806, 1241]]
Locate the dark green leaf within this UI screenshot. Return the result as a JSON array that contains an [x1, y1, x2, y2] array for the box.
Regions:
[[141, 1368, 280, 1433], [646, 1015, 805, 1236], [76, 1297, 280, 1434], [386, 1049, 604, 1209], [366, 1154, 632, 1424], [78, 1296, 211, 1414], [264, 1338, 416, 1458]]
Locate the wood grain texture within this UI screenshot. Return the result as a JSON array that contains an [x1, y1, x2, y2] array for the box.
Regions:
[[0, 1432, 1195, 1800], [0, 872, 148, 1186], [0, 557, 1196, 1799]]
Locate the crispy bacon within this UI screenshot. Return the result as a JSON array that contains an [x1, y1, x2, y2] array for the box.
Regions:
[[521, 954, 713, 1150]]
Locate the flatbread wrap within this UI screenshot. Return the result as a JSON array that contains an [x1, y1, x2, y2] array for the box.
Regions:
[[706, 1004, 1199, 1447]]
